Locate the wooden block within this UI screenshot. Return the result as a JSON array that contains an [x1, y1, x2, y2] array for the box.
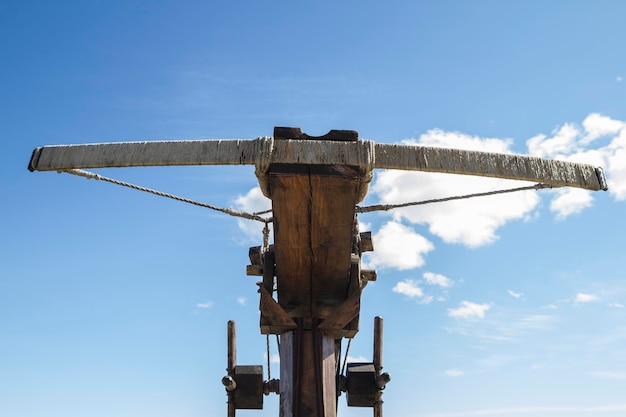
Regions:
[[346, 363, 377, 407], [246, 265, 263, 276], [361, 270, 377, 282], [359, 231, 374, 252], [234, 365, 264, 409]]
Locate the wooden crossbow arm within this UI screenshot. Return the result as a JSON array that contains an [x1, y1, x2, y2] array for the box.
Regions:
[[28, 138, 608, 197]]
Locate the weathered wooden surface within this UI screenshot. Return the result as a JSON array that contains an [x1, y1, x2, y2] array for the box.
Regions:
[[270, 161, 358, 417], [270, 164, 360, 321], [321, 335, 337, 416], [279, 332, 294, 417], [279, 329, 337, 417], [259, 286, 298, 334], [29, 138, 607, 191], [373, 316, 384, 417], [227, 321, 236, 417]]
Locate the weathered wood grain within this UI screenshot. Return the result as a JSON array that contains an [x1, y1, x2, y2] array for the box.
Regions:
[[270, 165, 359, 320], [29, 138, 607, 191], [279, 332, 294, 417]]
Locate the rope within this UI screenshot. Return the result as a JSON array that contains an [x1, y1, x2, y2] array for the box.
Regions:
[[60, 170, 555, 225], [262, 223, 271, 254], [61, 168, 273, 224], [341, 338, 352, 376], [356, 183, 557, 214], [266, 334, 271, 382]]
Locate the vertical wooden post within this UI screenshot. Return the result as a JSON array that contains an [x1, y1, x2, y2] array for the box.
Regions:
[[321, 335, 337, 416], [227, 320, 237, 417], [373, 316, 383, 417], [279, 328, 337, 417], [279, 331, 294, 417]]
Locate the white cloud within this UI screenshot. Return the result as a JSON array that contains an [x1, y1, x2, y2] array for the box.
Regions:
[[609, 303, 624, 308], [550, 188, 594, 219], [347, 355, 369, 363], [527, 123, 580, 158], [392, 279, 424, 298], [196, 302, 214, 309], [582, 113, 625, 142], [444, 369, 464, 377], [424, 272, 452, 287], [412, 128, 514, 152], [370, 130, 541, 249], [364, 221, 434, 270], [526, 113, 626, 208], [617, 76, 623, 82], [607, 138, 626, 199], [233, 186, 272, 241], [575, 293, 600, 303], [448, 301, 491, 319], [507, 290, 523, 299], [237, 297, 247, 306]]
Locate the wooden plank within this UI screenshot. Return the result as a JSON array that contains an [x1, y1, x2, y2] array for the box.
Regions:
[[279, 332, 294, 417], [29, 139, 607, 191], [309, 169, 359, 319], [227, 321, 236, 417], [271, 172, 313, 318], [28, 139, 264, 170], [373, 143, 607, 191], [317, 289, 361, 335], [259, 286, 298, 334], [298, 330, 319, 417], [321, 335, 337, 417], [270, 165, 360, 320]]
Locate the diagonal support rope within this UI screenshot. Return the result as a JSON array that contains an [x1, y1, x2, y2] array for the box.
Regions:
[[356, 183, 558, 214], [61, 169, 557, 222], [61, 168, 273, 224]]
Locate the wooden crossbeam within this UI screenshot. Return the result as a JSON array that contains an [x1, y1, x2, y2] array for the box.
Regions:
[[29, 138, 607, 191]]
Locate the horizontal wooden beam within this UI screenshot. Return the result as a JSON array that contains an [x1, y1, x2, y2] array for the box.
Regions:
[[29, 138, 607, 191]]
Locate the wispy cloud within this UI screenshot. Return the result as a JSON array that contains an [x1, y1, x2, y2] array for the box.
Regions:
[[424, 272, 453, 287], [196, 301, 214, 309], [422, 403, 626, 417], [347, 354, 369, 363], [508, 290, 523, 299], [448, 301, 491, 319], [237, 297, 247, 306], [592, 371, 626, 380], [444, 369, 464, 377], [446, 312, 555, 346], [393, 279, 424, 298], [575, 293, 600, 303]]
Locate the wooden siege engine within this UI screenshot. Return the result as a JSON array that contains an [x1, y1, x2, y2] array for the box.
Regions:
[[28, 125, 607, 417]]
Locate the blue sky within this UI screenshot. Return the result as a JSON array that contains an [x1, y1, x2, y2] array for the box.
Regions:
[[2, 1, 626, 416]]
